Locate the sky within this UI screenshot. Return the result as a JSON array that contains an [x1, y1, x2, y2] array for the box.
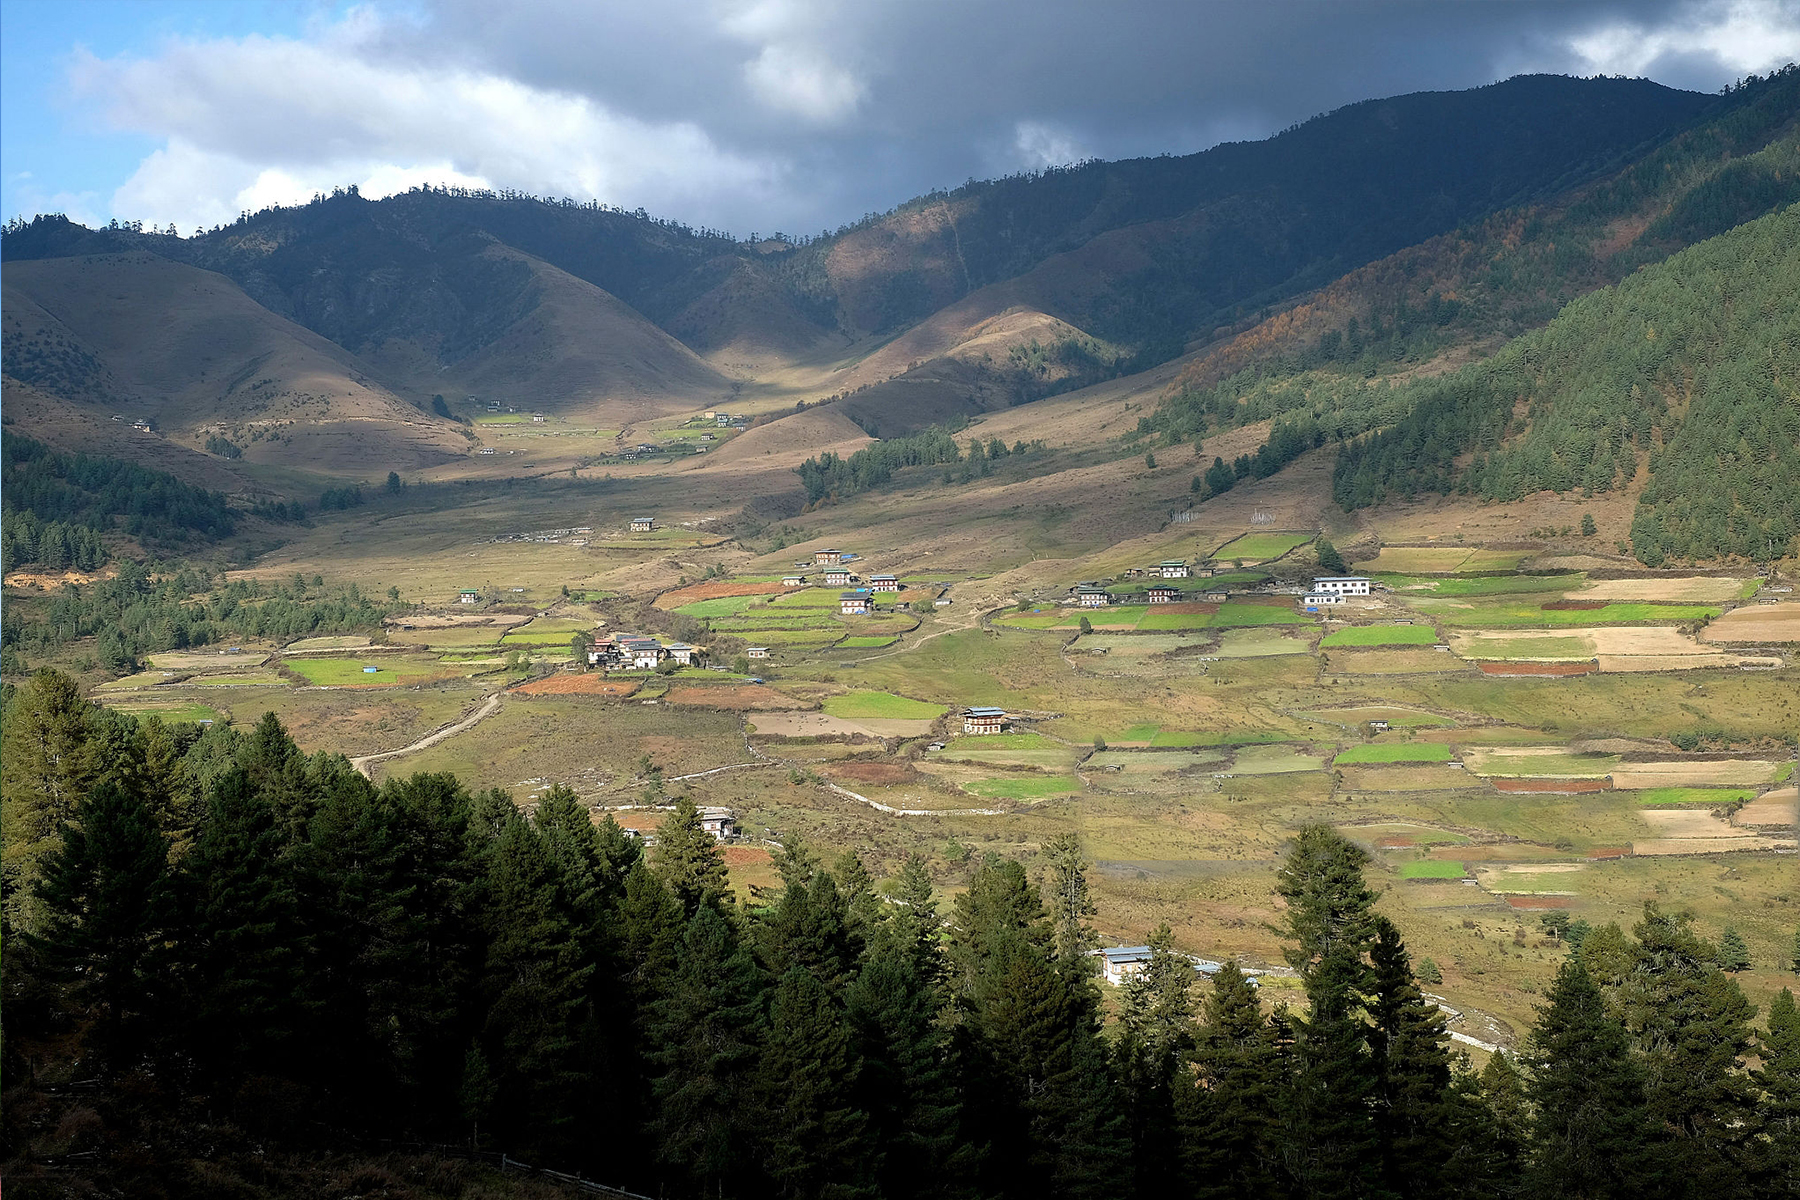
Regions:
[[3, 0, 1798, 238]]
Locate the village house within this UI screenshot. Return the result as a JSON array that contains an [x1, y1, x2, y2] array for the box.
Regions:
[[1196, 565, 1216, 578], [698, 807, 738, 840], [1302, 591, 1345, 612], [457, 588, 481, 605], [1146, 585, 1181, 604], [664, 642, 699, 666], [1157, 559, 1191, 578], [1312, 575, 1372, 596], [487, 400, 501, 411], [531, 413, 546, 423], [746, 646, 771, 660], [840, 590, 872, 615], [1075, 585, 1113, 608], [715, 413, 731, 426], [781, 574, 807, 587], [1098, 946, 1154, 986], [962, 706, 1008, 735], [814, 548, 845, 565], [1203, 590, 1230, 603], [869, 573, 900, 593], [1369, 720, 1391, 732], [630, 516, 656, 532], [132, 419, 153, 432], [823, 567, 856, 588]]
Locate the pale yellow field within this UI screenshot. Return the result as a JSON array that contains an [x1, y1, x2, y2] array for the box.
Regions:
[[1702, 602, 1800, 642], [1610, 759, 1787, 788], [1574, 577, 1748, 602]]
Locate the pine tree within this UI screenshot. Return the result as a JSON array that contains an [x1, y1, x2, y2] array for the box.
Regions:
[[1315, 535, 1349, 573], [182, 765, 311, 1080], [475, 816, 596, 1157], [1622, 906, 1759, 1193], [1043, 833, 1097, 961], [648, 905, 766, 1196], [889, 852, 942, 984], [27, 778, 175, 1062], [1753, 988, 1800, 1197], [653, 794, 729, 916], [846, 923, 971, 1200], [1179, 960, 1284, 1197], [757, 965, 873, 1198], [1368, 916, 1455, 1196], [757, 871, 861, 996], [1524, 958, 1655, 1198], [1281, 940, 1383, 1199], [1719, 926, 1752, 972], [1113, 925, 1193, 1196], [1275, 823, 1379, 976], [3, 669, 98, 931]]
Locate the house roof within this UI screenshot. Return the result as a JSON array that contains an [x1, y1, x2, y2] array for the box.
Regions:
[[1157, 559, 1187, 567], [839, 590, 870, 600], [869, 573, 898, 580], [965, 707, 1006, 717], [1100, 946, 1153, 964], [1313, 576, 1369, 582]]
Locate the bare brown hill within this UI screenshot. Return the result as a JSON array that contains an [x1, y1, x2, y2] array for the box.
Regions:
[[3, 253, 466, 475]]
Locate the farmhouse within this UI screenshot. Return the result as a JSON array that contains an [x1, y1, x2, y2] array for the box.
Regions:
[[840, 590, 872, 615], [630, 516, 656, 532], [1157, 559, 1191, 578], [1196, 566, 1216, 578], [869, 573, 900, 592], [457, 588, 481, 605], [715, 413, 731, 426], [814, 548, 845, 565], [824, 568, 856, 588], [746, 646, 771, 660], [782, 574, 808, 587], [962, 706, 1008, 735], [1312, 575, 1371, 596], [1369, 720, 1391, 732], [698, 807, 738, 840], [664, 642, 699, 666], [1203, 591, 1230, 603], [1098, 946, 1154, 986], [1302, 592, 1344, 611], [1146, 585, 1181, 604], [1075, 585, 1113, 608]]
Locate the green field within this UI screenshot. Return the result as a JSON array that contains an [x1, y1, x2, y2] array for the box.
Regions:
[[1377, 573, 1576, 597], [1334, 743, 1454, 765], [1321, 625, 1438, 647], [1460, 635, 1593, 659], [771, 589, 851, 608], [1633, 787, 1758, 807], [820, 690, 948, 719], [100, 699, 226, 725], [1136, 610, 1216, 630], [1420, 601, 1721, 628], [1398, 860, 1469, 879], [285, 657, 468, 687], [963, 775, 1083, 799], [1212, 532, 1314, 560]]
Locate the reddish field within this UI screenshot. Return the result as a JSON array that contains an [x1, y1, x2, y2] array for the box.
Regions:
[[663, 684, 808, 709], [1377, 836, 1415, 849], [1492, 777, 1612, 794], [1478, 661, 1596, 676], [723, 846, 773, 868], [655, 580, 791, 608], [515, 674, 640, 696]]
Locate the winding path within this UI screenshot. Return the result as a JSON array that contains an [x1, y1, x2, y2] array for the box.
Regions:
[[350, 691, 505, 777]]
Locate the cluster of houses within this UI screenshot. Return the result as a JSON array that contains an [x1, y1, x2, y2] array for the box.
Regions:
[[587, 633, 701, 670]]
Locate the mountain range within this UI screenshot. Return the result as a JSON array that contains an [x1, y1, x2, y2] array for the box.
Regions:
[[3, 69, 1797, 545]]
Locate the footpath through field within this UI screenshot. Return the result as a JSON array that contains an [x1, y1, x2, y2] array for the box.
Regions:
[[350, 691, 505, 777]]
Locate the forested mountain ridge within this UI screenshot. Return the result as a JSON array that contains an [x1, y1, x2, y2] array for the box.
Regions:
[[1331, 202, 1800, 564], [3, 75, 1718, 432]]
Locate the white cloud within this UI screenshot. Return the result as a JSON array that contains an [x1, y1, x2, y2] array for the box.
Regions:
[[67, 11, 780, 232], [1012, 121, 1084, 171], [742, 43, 864, 123], [1565, 0, 1800, 78]]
